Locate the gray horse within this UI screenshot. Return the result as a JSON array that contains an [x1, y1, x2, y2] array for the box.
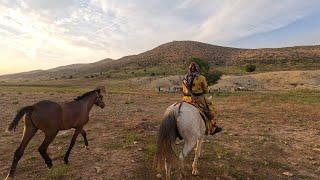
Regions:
[[155, 102, 207, 180]]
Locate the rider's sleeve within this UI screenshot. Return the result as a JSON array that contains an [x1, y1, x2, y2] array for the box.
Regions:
[[201, 76, 209, 94]]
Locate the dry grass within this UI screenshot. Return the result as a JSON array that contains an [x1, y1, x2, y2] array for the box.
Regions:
[[0, 82, 319, 179]]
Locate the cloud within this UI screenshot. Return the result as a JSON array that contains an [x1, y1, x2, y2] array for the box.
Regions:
[[196, 0, 320, 44], [0, 0, 320, 74]]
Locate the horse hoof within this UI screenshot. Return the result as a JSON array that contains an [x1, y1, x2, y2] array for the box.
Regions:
[[192, 169, 199, 176], [64, 158, 69, 164], [178, 173, 185, 180], [47, 163, 53, 169], [85, 146, 89, 150], [5, 174, 14, 180]]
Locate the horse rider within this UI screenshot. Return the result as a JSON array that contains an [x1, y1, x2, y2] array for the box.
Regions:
[[182, 61, 222, 135]]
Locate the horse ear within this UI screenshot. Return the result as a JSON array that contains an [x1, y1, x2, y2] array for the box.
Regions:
[[97, 86, 107, 94]]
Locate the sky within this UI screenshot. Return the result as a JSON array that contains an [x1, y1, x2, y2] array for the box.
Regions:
[[0, 0, 320, 75]]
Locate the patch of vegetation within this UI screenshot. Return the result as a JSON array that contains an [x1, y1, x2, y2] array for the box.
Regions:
[[125, 132, 140, 144], [144, 143, 156, 159], [226, 165, 248, 179], [207, 70, 223, 84], [105, 139, 123, 150], [245, 64, 256, 72], [47, 164, 69, 179]]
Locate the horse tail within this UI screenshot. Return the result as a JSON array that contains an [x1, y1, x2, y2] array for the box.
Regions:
[[154, 105, 180, 169], [7, 106, 34, 132]]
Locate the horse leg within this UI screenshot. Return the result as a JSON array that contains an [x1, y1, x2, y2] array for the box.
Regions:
[[80, 129, 88, 147], [38, 131, 58, 168], [6, 124, 37, 179], [64, 128, 80, 164], [179, 139, 197, 179], [192, 138, 204, 176], [198, 139, 205, 159], [164, 158, 171, 180]]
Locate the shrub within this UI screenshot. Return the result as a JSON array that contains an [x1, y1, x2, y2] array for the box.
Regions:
[[150, 72, 156, 76], [245, 64, 256, 72], [207, 70, 223, 85]]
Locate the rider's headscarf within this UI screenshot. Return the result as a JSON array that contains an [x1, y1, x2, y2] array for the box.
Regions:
[[183, 62, 201, 88]]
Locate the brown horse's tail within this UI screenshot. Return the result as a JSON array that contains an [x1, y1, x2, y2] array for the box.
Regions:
[[154, 107, 180, 169], [7, 106, 34, 132]]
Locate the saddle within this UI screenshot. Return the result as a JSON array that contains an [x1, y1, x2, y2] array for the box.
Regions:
[[177, 101, 216, 135]]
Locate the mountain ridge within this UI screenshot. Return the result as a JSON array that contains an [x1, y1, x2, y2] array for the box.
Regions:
[[1, 41, 320, 80]]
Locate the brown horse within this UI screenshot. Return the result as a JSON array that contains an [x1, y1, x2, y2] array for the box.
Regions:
[[5, 86, 106, 179]]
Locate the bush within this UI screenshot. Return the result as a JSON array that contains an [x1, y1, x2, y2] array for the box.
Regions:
[[207, 70, 223, 85], [150, 72, 156, 76], [245, 64, 256, 72]]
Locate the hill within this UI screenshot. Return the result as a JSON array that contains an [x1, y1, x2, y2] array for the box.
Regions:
[[1, 41, 320, 80]]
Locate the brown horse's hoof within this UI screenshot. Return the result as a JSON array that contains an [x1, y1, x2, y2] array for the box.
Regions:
[[45, 160, 53, 168], [64, 157, 69, 164], [5, 174, 14, 180]]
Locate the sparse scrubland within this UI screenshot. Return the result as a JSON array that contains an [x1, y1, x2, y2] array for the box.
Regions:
[[0, 78, 319, 179], [0, 41, 320, 179]]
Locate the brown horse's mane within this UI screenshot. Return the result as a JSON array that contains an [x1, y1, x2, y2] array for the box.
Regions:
[[74, 90, 97, 101]]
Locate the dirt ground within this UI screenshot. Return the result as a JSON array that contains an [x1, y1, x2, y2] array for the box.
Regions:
[[210, 70, 320, 91], [0, 85, 319, 179]]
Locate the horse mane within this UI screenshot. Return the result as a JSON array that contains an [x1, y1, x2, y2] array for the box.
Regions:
[[74, 90, 97, 101]]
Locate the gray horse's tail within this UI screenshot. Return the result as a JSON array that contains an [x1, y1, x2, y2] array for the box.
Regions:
[[7, 106, 34, 132], [154, 106, 181, 169]]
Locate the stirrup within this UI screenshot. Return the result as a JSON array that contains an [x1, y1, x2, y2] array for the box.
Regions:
[[211, 126, 222, 135]]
